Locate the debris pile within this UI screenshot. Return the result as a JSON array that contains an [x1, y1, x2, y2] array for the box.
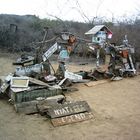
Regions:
[[0, 25, 138, 126]]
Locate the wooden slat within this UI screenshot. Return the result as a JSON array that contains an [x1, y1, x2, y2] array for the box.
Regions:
[[14, 101, 39, 114], [29, 77, 51, 88], [51, 112, 93, 127], [47, 101, 91, 118], [85, 79, 109, 87]]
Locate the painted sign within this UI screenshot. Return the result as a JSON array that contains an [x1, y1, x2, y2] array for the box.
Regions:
[[47, 101, 91, 118], [43, 42, 58, 61], [15, 64, 43, 76], [51, 112, 93, 126]]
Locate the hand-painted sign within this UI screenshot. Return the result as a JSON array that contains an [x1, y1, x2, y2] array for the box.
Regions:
[[15, 64, 43, 76], [51, 112, 93, 126], [47, 101, 91, 118], [43, 42, 58, 61]]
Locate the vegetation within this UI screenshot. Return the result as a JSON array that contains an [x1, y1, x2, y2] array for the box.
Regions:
[[0, 14, 140, 60]]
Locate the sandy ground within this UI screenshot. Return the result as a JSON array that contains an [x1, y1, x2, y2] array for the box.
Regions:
[[0, 54, 140, 140]]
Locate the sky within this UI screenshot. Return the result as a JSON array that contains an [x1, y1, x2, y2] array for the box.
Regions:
[[0, 0, 140, 22]]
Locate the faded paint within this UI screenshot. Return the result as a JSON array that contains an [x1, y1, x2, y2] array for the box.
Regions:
[[51, 112, 93, 126], [43, 42, 58, 61], [47, 101, 91, 118]]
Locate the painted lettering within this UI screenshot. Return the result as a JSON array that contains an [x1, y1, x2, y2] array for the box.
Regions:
[[54, 110, 59, 115], [64, 107, 69, 113], [80, 113, 86, 119], [74, 114, 82, 120]]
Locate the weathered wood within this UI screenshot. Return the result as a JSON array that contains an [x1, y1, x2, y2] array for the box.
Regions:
[[14, 100, 39, 114], [0, 82, 9, 93], [47, 101, 91, 118], [62, 87, 78, 92], [46, 95, 65, 101], [72, 79, 90, 83], [85, 79, 109, 87], [9, 86, 62, 103], [36, 95, 65, 115], [51, 112, 93, 126], [58, 78, 72, 87], [29, 77, 51, 88]]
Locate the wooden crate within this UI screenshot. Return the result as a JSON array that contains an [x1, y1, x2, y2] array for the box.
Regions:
[[9, 87, 63, 104]]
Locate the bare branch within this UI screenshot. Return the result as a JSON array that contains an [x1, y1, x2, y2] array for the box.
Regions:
[[46, 13, 68, 30], [75, 0, 91, 23]]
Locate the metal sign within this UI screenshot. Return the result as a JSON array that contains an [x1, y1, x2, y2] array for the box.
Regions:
[[43, 42, 58, 61], [51, 112, 93, 127], [65, 71, 82, 81], [47, 101, 91, 118]]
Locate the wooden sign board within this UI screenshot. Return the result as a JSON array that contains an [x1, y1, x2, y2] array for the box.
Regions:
[[43, 42, 58, 61], [47, 101, 91, 118], [14, 101, 38, 114], [29, 77, 51, 87], [51, 112, 93, 127], [15, 64, 42, 76]]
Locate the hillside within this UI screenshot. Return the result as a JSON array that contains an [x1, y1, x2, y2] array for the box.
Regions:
[[0, 14, 140, 60]]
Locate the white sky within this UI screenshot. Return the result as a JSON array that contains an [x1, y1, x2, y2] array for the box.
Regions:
[[0, 0, 140, 22]]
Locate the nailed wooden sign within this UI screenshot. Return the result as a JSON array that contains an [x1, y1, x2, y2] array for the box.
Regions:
[[15, 64, 42, 76], [0, 82, 9, 93], [51, 112, 93, 126], [43, 42, 58, 61], [47, 101, 91, 118], [29, 77, 51, 88]]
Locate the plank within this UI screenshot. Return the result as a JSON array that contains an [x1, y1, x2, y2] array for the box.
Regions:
[[37, 95, 66, 115], [43, 42, 58, 61], [51, 112, 93, 127], [85, 79, 109, 87], [65, 71, 82, 81], [14, 101, 39, 114], [29, 77, 51, 88], [47, 101, 91, 118]]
